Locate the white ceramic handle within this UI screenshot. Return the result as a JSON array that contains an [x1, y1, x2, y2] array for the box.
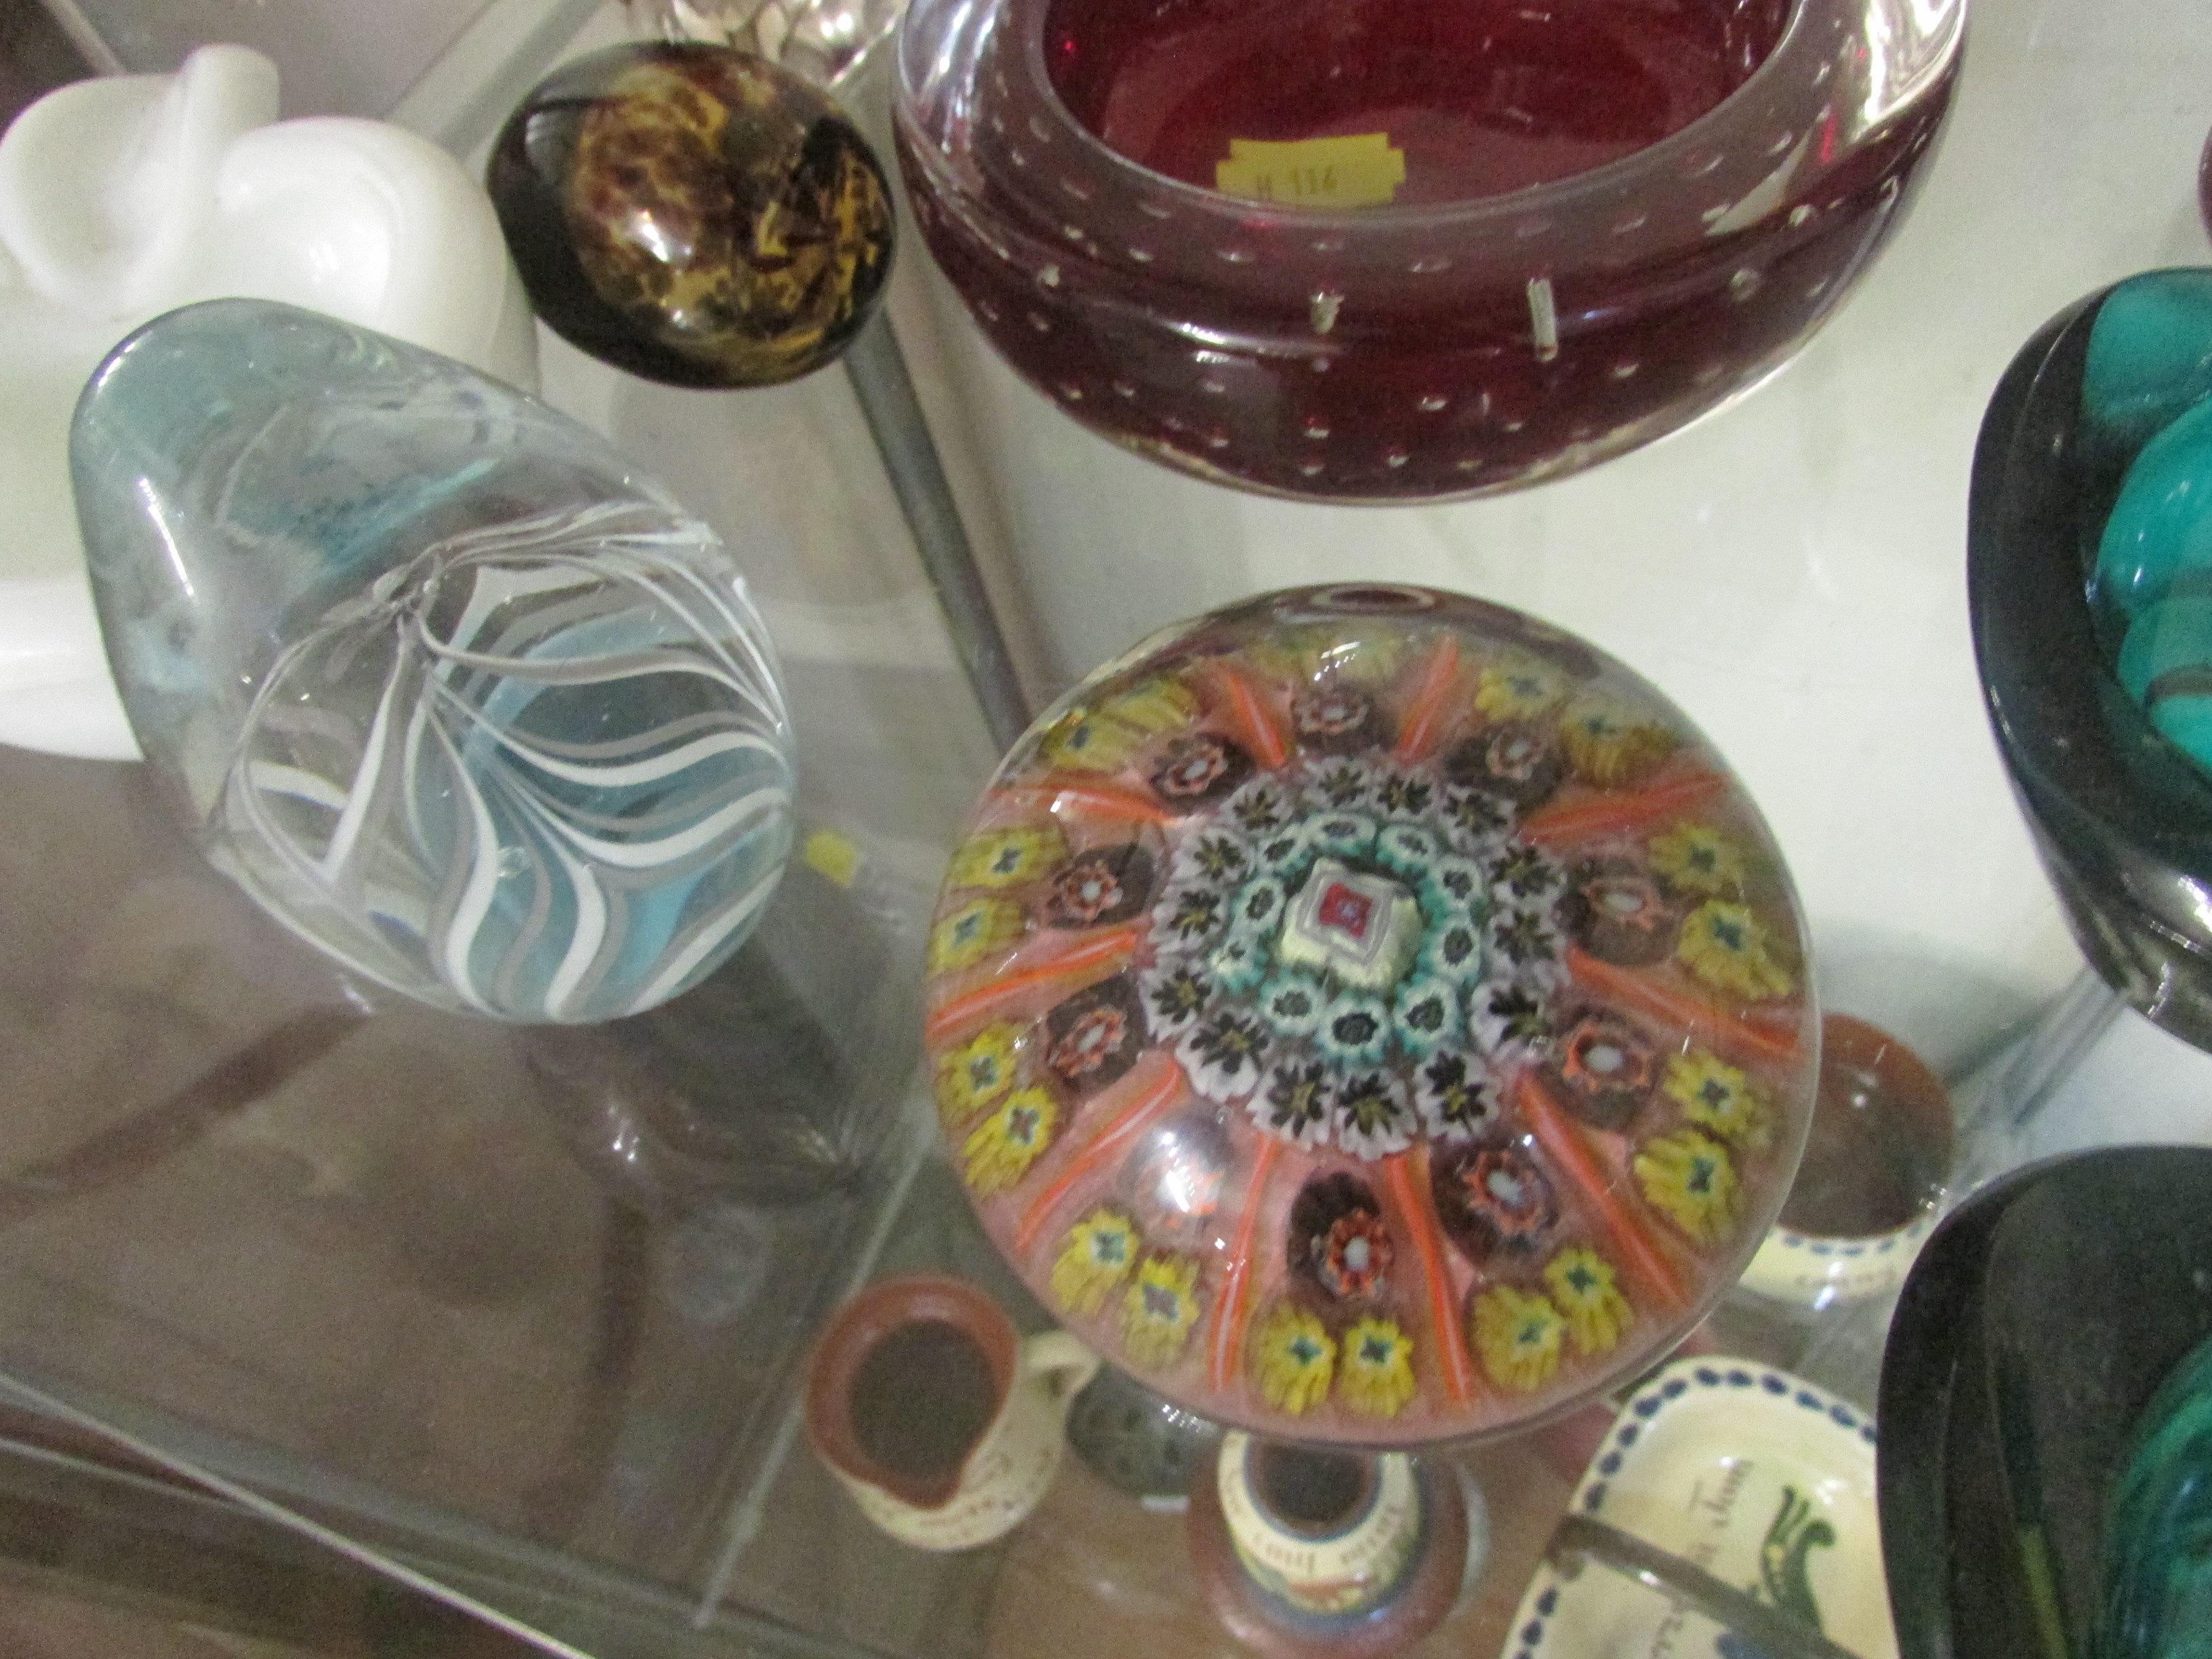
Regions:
[[1021, 1330, 1101, 1403]]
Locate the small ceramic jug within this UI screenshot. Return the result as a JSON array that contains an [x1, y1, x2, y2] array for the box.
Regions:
[[804, 1274, 1098, 1551]]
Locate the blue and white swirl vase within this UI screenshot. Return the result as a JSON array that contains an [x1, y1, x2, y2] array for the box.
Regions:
[[72, 298, 796, 1024]]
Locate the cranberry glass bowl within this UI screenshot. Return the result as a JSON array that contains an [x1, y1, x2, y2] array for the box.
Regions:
[[893, 0, 1963, 502], [923, 586, 1816, 1446]]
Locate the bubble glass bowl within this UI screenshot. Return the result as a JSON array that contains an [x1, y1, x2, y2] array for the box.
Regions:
[[893, 0, 1963, 501], [923, 585, 1817, 1446]]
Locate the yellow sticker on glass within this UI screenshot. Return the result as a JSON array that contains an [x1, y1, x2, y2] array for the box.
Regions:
[[802, 827, 863, 887], [1214, 134, 1406, 208]]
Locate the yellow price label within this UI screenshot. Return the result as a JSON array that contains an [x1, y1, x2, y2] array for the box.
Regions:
[[802, 827, 863, 888], [1214, 134, 1406, 208]]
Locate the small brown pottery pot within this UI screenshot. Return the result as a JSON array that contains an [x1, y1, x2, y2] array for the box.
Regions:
[[804, 1273, 1097, 1551]]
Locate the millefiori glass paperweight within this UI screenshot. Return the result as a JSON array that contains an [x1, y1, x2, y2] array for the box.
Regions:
[[488, 42, 894, 388], [923, 585, 1817, 1445], [73, 298, 795, 1025], [895, 0, 1963, 501]]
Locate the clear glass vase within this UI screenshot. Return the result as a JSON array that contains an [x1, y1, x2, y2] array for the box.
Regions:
[[74, 298, 797, 1025]]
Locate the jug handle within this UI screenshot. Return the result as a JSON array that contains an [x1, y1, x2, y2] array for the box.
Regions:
[[1021, 1330, 1101, 1406]]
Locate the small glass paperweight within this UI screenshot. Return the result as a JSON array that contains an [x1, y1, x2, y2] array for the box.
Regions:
[[487, 42, 894, 388]]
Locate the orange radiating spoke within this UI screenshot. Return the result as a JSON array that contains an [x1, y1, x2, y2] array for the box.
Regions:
[[1563, 946, 1804, 1069], [1383, 1147, 1477, 1406], [924, 922, 1142, 1044], [1393, 637, 1463, 762], [1206, 1135, 1282, 1391], [998, 779, 1174, 825], [1012, 1052, 1185, 1254], [1519, 769, 1727, 846], [1517, 1073, 1689, 1313], [1204, 659, 1290, 770]]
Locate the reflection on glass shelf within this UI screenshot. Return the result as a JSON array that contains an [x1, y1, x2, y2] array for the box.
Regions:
[[0, 668, 2123, 1659], [0, 737, 941, 1652], [0, 1406, 541, 1659]]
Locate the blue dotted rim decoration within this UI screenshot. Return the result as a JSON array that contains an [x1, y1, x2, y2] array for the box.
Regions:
[[1507, 1357, 1878, 1659], [1740, 1202, 1943, 1309], [1770, 1210, 1936, 1256]]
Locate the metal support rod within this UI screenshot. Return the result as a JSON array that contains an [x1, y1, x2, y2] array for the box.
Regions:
[[842, 314, 1034, 754], [27, 0, 126, 76], [1988, 964, 2122, 1136], [1547, 1513, 1864, 1659], [1950, 964, 2123, 1191]]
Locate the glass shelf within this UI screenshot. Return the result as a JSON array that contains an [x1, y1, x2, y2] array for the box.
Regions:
[[0, 728, 1895, 1659], [5, 0, 2212, 1656]]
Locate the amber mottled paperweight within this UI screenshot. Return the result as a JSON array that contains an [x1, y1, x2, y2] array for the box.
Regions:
[[924, 586, 1816, 1446], [488, 42, 893, 387]]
